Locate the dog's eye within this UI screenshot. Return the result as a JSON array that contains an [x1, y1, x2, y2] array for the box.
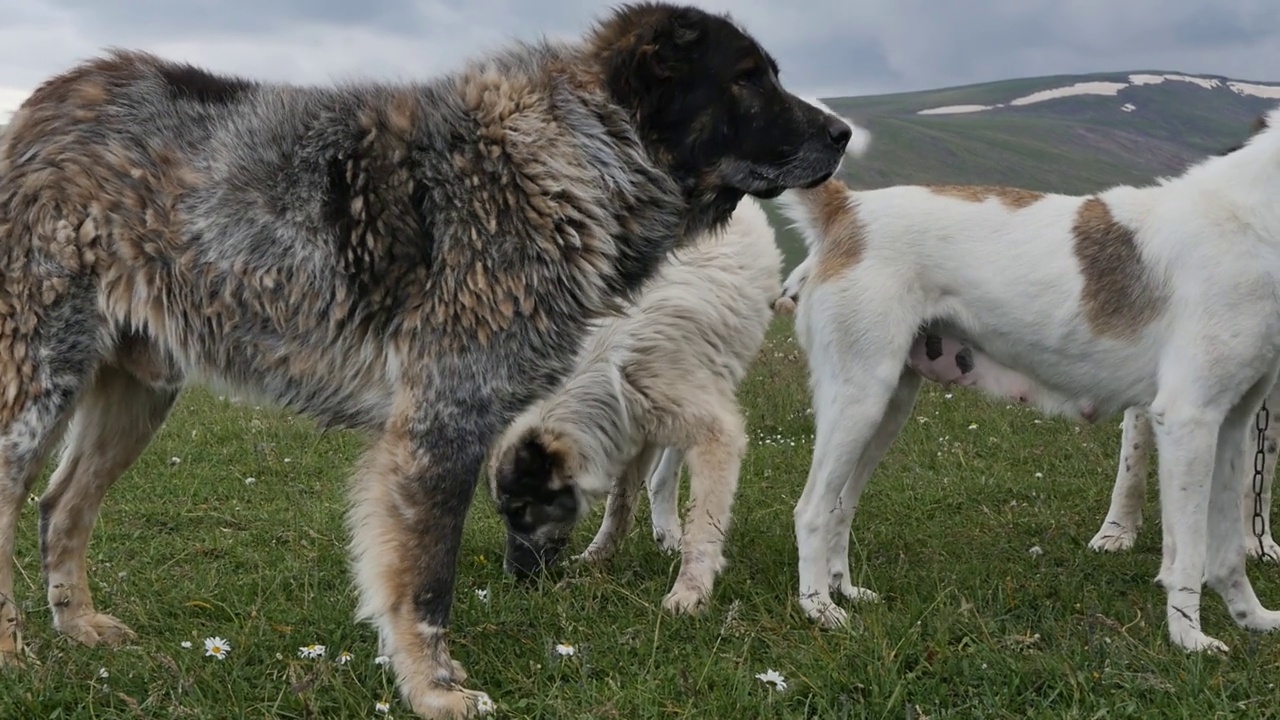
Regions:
[[734, 67, 766, 89]]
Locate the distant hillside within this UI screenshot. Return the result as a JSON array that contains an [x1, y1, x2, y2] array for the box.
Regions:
[[765, 70, 1280, 270]]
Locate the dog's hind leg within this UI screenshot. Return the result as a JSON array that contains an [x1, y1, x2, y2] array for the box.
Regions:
[[794, 320, 915, 629], [577, 443, 663, 565], [661, 406, 746, 615], [1242, 381, 1280, 561], [39, 362, 178, 648], [0, 302, 101, 664], [826, 369, 922, 604], [1089, 406, 1153, 552], [1205, 377, 1280, 636], [647, 447, 684, 553]]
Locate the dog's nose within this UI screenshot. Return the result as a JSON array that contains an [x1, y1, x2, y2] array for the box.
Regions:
[[825, 115, 852, 150]]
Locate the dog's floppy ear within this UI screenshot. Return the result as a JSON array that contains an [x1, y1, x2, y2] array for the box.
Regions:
[[496, 432, 564, 501], [602, 6, 706, 120]]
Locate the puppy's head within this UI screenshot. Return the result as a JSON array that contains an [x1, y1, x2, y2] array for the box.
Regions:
[[591, 3, 869, 207], [488, 429, 581, 579]]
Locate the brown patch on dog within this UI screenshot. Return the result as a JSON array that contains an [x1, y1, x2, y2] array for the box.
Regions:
[[927, 184, 1045, 210], [1072, 197, 1167, 339], [795, 180, 867, 284]]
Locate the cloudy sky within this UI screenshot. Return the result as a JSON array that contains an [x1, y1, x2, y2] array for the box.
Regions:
[[1, 0, 1278, 121]]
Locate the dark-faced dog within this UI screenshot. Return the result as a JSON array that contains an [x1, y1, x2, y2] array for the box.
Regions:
[[0, 2, 852, 718]]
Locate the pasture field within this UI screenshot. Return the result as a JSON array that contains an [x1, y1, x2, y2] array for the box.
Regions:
[[1, 318, 1278, 718]]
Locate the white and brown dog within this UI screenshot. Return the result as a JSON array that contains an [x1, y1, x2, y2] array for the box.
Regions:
[[776, 101, 1280, 653]]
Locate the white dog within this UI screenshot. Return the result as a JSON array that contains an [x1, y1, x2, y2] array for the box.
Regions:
[[487, 196, 787, 614], [776, 101, 1280, 653]]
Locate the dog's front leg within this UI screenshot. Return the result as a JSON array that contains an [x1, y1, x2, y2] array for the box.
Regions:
[[347, 393, 496, 719], [1152, 404, 1227, 652], [578, 443, 664, 564]]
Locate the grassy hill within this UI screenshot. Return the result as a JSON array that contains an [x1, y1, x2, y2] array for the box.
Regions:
[[765, 69, 1280, 270]]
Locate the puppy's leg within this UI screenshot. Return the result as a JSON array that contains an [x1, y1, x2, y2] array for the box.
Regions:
[[348, 388, 500, 718], [1089, 406, 1153, 552], [1205, 384, 1280, 634], [1243, 384, 1280, 561], [647, 447, 685, 553], [1152, 395, 1228, 652], [662, 407, 746, 615], [826, 369, 922, 603], [40, 364, 178, 648], [578, 443, 663, 564]]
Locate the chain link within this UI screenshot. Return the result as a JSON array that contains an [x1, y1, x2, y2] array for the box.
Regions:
[[1253, 400, 1271, 560]]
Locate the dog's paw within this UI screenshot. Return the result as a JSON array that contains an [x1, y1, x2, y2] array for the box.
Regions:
[[573, 541, 617, 565], [1244, 535, 1280, 562], [800, 593, 849, 629], [1087, 522, 1139, 553], [0, 645, 27, 669], [56, 612, 137, 648], [662, 582, 709, 615], [403, 684, 495, 719], [1169, 628, 1229, 654], [652, 526, 681, 554], [835, 581, 880, 604]]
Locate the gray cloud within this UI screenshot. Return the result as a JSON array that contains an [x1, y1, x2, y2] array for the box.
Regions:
[[1, 0, 1279, 121]]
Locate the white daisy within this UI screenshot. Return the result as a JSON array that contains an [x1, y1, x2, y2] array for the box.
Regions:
[[97, 667, 109, 679], [244, 477, 257, 485], [204, 636, 231, 660], [375, 700, 391, 714], [168, 456, 182, 466], [298, 643, 326, 659], [180, 640, 193, 649], [474, 693, 496, 715], [335, 650, 353, 665], [554, 643, 576, 657], [475, 588, 489, 603], [755, 668, 787, 692], [373, 655, 391, 666]]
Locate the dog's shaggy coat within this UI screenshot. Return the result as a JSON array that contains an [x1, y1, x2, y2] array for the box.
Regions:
[[487, 197, 783, 613], [0, 3, 853, 716], [777, 103, 1280, 654]]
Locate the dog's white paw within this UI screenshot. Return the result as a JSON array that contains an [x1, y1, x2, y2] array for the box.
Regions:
[[1169, 627, 1229, 654], [652, 526, 681, 554], [662, 582, 709, 615], [1244, 535, 1280, 562], [800, 593, 849, 629], [573, 544, 611, 565], [829, 571, 879, 603], [1088, 522, 1139, 553]]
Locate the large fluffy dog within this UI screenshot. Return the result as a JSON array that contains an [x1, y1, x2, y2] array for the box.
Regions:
[[0, 3, 853, 717], [777, 102, 1280, 653], [486, 195, 789, 614]]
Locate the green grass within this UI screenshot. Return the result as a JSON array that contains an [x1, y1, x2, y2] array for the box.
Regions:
[[3, 318, 1280, 719]]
